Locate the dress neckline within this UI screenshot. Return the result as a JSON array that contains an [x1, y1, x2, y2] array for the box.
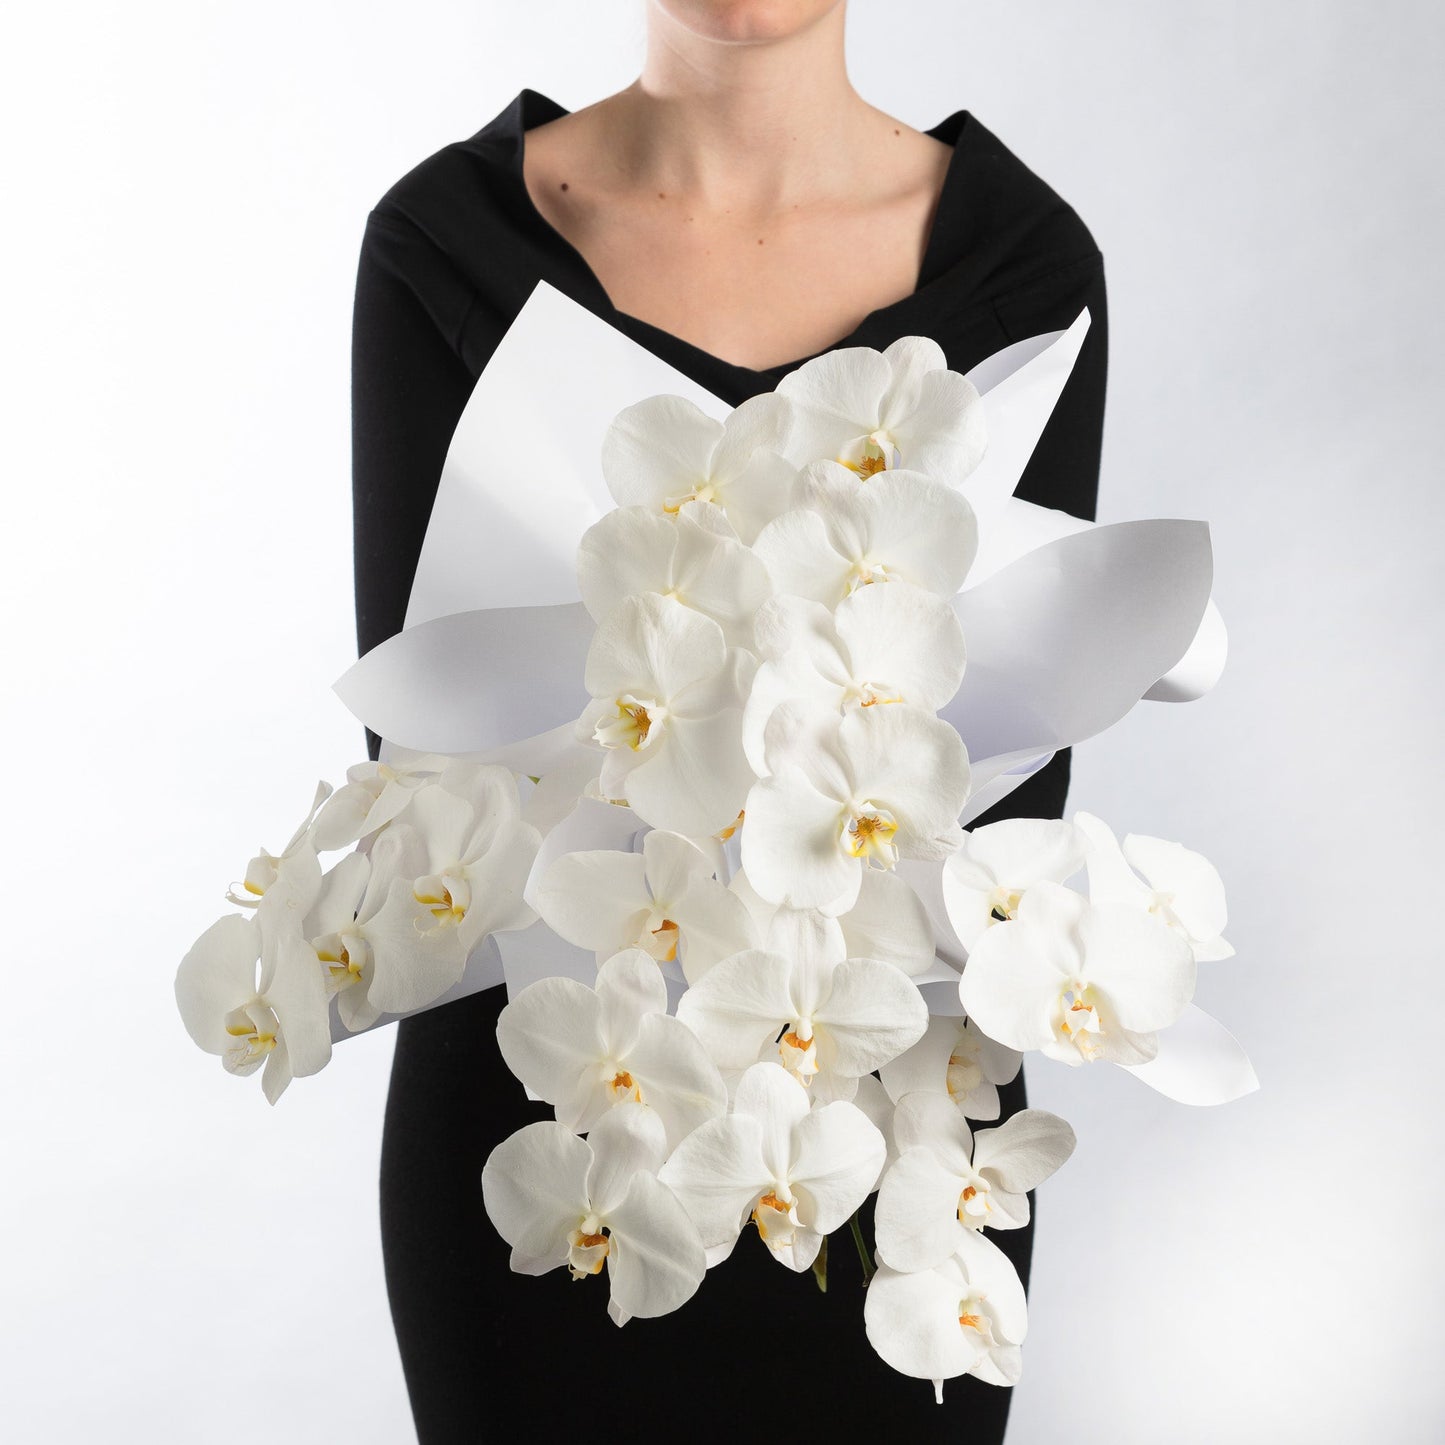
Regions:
[[494, 87, 977, 380]]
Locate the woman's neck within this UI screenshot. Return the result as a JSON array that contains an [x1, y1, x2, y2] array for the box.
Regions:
[[604, 1, 878, 217]]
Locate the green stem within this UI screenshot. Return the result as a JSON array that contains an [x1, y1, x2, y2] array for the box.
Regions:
[[848, 1211, 875, 1285], [811, 1232, 828, 1293]]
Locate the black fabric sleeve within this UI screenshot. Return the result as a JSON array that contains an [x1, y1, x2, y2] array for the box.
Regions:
[[995, 250, 1108, 523], [350, 208, 478, 762]]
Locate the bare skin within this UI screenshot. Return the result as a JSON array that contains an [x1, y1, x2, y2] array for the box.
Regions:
[[520, 0, 954, 371]]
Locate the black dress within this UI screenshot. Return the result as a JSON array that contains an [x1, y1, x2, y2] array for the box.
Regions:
[[352, 87, 1107, 1443]]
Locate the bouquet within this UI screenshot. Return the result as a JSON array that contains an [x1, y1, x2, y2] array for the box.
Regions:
[[176, 281, 1254, 1400]]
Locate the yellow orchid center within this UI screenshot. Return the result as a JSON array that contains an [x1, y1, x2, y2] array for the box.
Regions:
[[842, 804, 900, 868], [639, 917, 680, 963], [778, 1027, 820, 1086], [663, 480, 719, 514], [413, 871, 470, 927], [222, 1002, 279, 1071], [605, 1069, 644, 1105], [567, 1215, 611, 1280], [857, 680, 905, 707], [751, 1187, 800, 1249], [958, 1294, 997, 1341], [956, 1179, 992, 1228], [846, 558, 895, 593], [987, 884, 1025, 923], [594, 694, 663, 752], [839, 431, 894, 477], [1057, 982, 1105, 1061], [945, 1038, 984, 1100], [315, 934, 365, 990]]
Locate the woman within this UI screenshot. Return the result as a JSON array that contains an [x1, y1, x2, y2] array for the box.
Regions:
[[352, 3, 1107, 1438]]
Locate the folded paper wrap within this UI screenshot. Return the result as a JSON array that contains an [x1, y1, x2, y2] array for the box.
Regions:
[[328, 280, 1241, 1108]]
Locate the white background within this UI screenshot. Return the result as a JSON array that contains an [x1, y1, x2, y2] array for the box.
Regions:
[[3, 2, 1440, 1439]]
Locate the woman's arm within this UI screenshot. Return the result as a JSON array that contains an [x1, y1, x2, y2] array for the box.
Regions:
[[350, 208, 478, 761], [994, 250, 1109, 524]]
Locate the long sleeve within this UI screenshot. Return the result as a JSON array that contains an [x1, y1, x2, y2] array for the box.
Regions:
[[350, 208, 479, 761], [997, 250, 1108, 524]]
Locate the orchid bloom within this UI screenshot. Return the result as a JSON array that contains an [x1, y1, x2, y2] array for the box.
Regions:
[[600, 390, 798, 543], [941, 818, 1085, 950], [742, 584, 967, 775], [958, 881, 1197, 1066], [874, 1094, 1075, 1272], [481, 1103, 706, 1326], [774, 334, 987, 485], [496, 949, 727, 1149], [579, 591, 755, 838], [1075, 811, 1235, 961], [864, 1227, 1028, 1400], [299, 848, 466, 1031], [310, 756, 447, 852], [225, 780, 330, 908], [658, 1061, 885, 1273], [879, 1014, 1022, 1122], [533, 829, 757, 983], [576, 502, 772, 648], [676, 909, 928, 1101], [751, 462, 978, 608], [174, 910, 331, 1104], [742, 702, 970, 912], [362, 763, 541, 964]]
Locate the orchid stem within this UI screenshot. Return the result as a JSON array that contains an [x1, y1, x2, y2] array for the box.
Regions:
[[848, 1211, 875, 1285], [811, 1233, 828, 1293]]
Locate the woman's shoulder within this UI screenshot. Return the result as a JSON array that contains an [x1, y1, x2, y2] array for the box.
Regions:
[[364, 112, 520, 254], [353, 98, 541, 348], [949, 111, 1104, 302]]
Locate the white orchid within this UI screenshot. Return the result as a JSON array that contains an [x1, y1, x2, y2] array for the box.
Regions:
[[676, 910, 928, 1101], [310, 756, 447, 852], [751, 462, 978, 607], [941, 818, 1085, 950], [659, 1061, 885, 1272], [601, 391, 798, 544], [496, 949, 727, 1148], [864, 1227, 1028, 1399], [742, 702, 970, 912], [1075, 811, 1234, 961], [742, 584, 966, 774], [879, 1013, 1022, 1122], [731, 863, 938, 979], [174, 910, 331, 1104], [576, 501, 772, 648], [579, 592, 755, 838], [874, 1093, 1075, 1272], [363, 763, 540, 969], [959, 881, 1196, 1066], [775, 334, 987, 485], [481, 1103, 706, 1325], [299, 848, 465, 1032], [533, 829, 756, 983], [225, 780, 330, 909]]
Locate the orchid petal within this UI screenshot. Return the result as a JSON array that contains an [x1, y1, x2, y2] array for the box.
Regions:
[[605, 1171, 707, 1319], [585, 1102, 670, 1218], [481, 1122, 590, 1275], [789, 1101, 886, 1234]]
